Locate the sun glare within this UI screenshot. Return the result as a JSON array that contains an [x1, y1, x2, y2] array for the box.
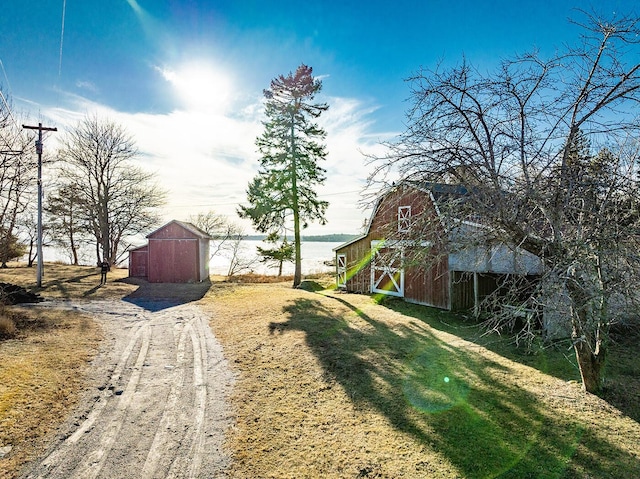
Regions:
[[159, 62, 233, 112]]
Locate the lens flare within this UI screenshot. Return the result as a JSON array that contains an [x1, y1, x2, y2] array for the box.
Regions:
[[403, 347, 469, 413]]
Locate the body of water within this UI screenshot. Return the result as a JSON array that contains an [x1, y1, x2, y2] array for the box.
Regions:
[[209, 240, 341, 276], [38, 240, 342, 277]]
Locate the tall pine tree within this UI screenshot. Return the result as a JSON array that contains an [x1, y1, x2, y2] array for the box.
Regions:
[[239, 64, 329, 287]]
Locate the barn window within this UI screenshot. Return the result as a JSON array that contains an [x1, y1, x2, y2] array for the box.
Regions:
[[398, 205, 411, 232]]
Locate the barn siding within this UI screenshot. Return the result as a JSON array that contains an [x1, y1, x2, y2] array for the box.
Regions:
[[148, 238, 199, 283], [148, 222, 200, 240], [198, 238, 210, 281], [405, 256, 450, 309], [336, 184, 448, 307], [336, 236, 372, 294], [368, 185, 432, 238]]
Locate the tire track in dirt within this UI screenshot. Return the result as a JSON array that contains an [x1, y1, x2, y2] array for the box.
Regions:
[[66, 321, 148, 445], [140, 321, 188, 478], [70, 324, 152, 479], [20, 300, 235, 479]]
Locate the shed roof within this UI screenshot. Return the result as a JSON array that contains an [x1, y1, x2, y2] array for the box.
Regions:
[[146, 220, 212, 240]]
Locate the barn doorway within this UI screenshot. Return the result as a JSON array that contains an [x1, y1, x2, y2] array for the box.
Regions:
[[371, 241, 404, 297]]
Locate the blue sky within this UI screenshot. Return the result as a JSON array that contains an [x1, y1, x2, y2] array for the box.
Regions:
[[1, 0, 636, 235]]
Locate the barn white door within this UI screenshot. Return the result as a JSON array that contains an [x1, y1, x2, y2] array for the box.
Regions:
[[336, 254, 347, 288], [371, 241, 404, 297]]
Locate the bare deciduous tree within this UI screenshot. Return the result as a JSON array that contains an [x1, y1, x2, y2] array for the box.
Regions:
[[370, 11, 640, 393], [189, 210, 256, 277], [45, 183, 89, 265], [0, 92, 34, 266], [57, 115, 166, 265]]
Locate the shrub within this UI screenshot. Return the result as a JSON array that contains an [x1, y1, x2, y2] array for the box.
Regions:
[[0, 314, 17, 338]]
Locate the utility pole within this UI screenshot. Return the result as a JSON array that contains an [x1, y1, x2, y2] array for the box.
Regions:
[[22, 122, 57, 287]]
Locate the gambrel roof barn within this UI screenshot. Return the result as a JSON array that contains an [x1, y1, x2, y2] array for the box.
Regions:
[[333, 182, 542, 310], [129, 220, 212, 283]]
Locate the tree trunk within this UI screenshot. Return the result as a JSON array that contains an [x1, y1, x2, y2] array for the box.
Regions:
[[574, 339, 606, 393], [290, 111, 302, 288], [69, 210, 79, 265], [28, 239, 35, 267], [567, 276, 607, 393]]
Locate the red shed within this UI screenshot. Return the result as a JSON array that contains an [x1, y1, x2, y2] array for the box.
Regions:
[[334, 182, 542, 310], [128, 220, 212, 283], [128, 245, 148, 278]]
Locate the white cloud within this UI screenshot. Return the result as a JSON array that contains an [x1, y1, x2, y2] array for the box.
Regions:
[[75, 80, 99, 93], [39, 89, 391, 236]]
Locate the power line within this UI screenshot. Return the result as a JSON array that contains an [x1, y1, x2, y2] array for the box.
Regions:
[[0, 58, 31, 145], [58, 0, 67, 79], [168, 190, 364, 209], [319, 189, 362, 198]]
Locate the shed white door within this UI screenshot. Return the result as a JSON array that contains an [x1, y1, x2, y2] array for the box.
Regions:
[[371, 242, 404, 297]]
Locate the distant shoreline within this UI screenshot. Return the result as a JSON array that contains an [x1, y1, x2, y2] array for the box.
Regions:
[[231, 234, 359, 243]]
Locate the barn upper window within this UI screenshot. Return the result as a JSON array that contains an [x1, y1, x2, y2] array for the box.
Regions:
[[398, 205, 411, 232]]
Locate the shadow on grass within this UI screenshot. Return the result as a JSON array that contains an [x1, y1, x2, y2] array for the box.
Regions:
[[270, 295, 640, 478], [36, 270, 98, 298], [384, 298, 581, 376], [384, 298, 640, 423], [83, 284, 103, 296], [120, 277, 212, 311]]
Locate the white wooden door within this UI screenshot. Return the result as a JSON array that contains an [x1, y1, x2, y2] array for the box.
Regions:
[[336, 254, 347, 288], [371, 242, 404, 297]]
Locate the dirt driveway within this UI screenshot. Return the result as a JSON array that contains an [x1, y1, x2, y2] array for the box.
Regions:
[[19, 298, 235, 479]]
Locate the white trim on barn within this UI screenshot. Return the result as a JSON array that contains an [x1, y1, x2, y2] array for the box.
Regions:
[[398, 205, 412, 232], [371, 240, 404, 297], [337, 254, 347, 288]]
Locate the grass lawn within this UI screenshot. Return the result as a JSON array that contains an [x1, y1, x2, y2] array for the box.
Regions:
[[1, 264, 639, 478], [0, 301, 102, 479], [0, 263, 134, 478], [203, 281, 640, 478]]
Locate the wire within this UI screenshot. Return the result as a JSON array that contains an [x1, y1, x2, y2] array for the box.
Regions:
[[0, 60, 21, 131], [169, 189, 364, 209], [319, 189, 362, 198], [0, 58, 12, 93], [59, 0, 66, 79]]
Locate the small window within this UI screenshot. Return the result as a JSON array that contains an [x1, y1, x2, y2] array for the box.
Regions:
[[398, 205, 411, 232]]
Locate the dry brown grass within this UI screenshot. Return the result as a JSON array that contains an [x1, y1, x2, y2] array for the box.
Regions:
[[224, 273, 295, 283], [0, 314, 17, 338], [0, 262, 137, 300], [0, 262, 132, 478], [2, 264, 640, 478], [0, 308, 101, 478], [202, 282, 640, 478]]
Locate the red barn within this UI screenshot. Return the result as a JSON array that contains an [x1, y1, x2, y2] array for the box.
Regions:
[[128, 220, 211, 283], [334, 182, 542, 310]]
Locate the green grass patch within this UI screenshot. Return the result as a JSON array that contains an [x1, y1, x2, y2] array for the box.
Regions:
[[276, 292, 640, 478], [385, 298, 640, 423]]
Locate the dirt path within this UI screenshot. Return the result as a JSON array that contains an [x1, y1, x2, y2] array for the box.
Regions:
[[19, 299, 235, 479]]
